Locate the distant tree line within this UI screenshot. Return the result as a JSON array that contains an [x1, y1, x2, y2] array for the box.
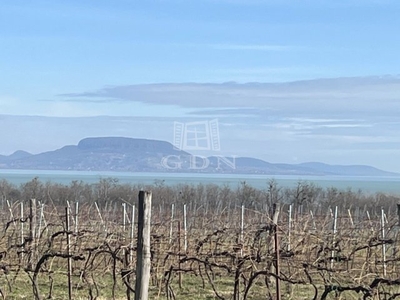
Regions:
[[0, 177, 399, 215]]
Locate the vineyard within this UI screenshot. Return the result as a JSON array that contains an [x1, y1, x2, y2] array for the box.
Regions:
[[0, 178, 400, 299]]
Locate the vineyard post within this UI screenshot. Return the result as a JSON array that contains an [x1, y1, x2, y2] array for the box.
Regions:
[[75, 201, 79, 233], [21, 201, 24, 262], [288, 204, 292, 252], [29, 198, 37, 265], [169, 203, 174, 244], [240, 205, 244, 256], [123, 203, 127, 232], [331, 206, 338, 269], [74, 201, 79, 248], [381, 207, 387, 277], [272, 203, 281, 300], [348, 209, 354, 227], [183, 204, 187, 253], [384, 211, 389, 224], [178, 221, 182, 289], [66, 207, 72, 300], [397, 204, 400, 226], [29, 198, 36, 241], [130, 204, 135, 266], [310, 210, 316, 231], [67, 201, 75, 228], [394, 203, 400, 274], [366, 211, 374, 234], [37, 201, 44, 239], [135, 191, 152, 300]]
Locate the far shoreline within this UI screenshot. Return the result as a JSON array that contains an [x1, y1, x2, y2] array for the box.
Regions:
[[2, 169, 400, 194]]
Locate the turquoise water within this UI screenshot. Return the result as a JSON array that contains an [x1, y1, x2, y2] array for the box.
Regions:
[[1, 169, 400, 194]]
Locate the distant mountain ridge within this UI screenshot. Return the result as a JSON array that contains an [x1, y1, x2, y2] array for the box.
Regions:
[[0, 137, 397, 176]]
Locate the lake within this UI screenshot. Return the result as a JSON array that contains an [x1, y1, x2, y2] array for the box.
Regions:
[[1, 169, 400, 194]]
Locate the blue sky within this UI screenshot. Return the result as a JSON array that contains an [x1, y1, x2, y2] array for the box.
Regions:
[[1, 0, 400, 172]]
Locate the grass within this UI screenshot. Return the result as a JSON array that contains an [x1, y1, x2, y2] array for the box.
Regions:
[[0, 268, 320, 299], [2, 267, 400, 299]]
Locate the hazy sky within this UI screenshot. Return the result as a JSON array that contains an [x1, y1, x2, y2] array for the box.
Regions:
[[1, 1, 400, 172]]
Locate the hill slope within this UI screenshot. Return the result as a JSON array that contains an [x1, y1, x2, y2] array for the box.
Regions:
[[0, 137, 397, 176]]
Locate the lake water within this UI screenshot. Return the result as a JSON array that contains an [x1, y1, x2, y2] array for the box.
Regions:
[[1, 169, 400, 194]]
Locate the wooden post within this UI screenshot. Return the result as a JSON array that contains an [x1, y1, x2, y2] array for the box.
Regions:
[[38, 201, 44, 239], [123, 203, 127, 232], [178, 221, 182, 289], [29, 199, 36, 241], [331, 206, 338, 269], [169, 204, 174, 244], [272, 203, 281, 300], [381, 207, 387, 277], [29, 198, 37, 266], [130, 205, 135, 266], [20, 202, 24, 262], [66, 207, 72, 300], [240, 205, 244, 256], [348, 209, 354, 227], [135, 191, 152, 300], [183, 204, 187, 253], [397, 203, 400, 226], [366, 211, 374, 234], [288, 204, 292, 252], [75, 201, 79, 234], [310, 210, 316, 231]]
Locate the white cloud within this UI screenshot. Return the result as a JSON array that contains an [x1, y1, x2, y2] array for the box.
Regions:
[[318, 124, 372, 128], [285, 118, 361, 123], [209, 44, 294, 51], [59, 77, 400, 116]]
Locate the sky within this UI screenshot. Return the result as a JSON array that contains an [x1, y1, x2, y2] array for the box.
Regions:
[[1, 0, 400, 172]]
